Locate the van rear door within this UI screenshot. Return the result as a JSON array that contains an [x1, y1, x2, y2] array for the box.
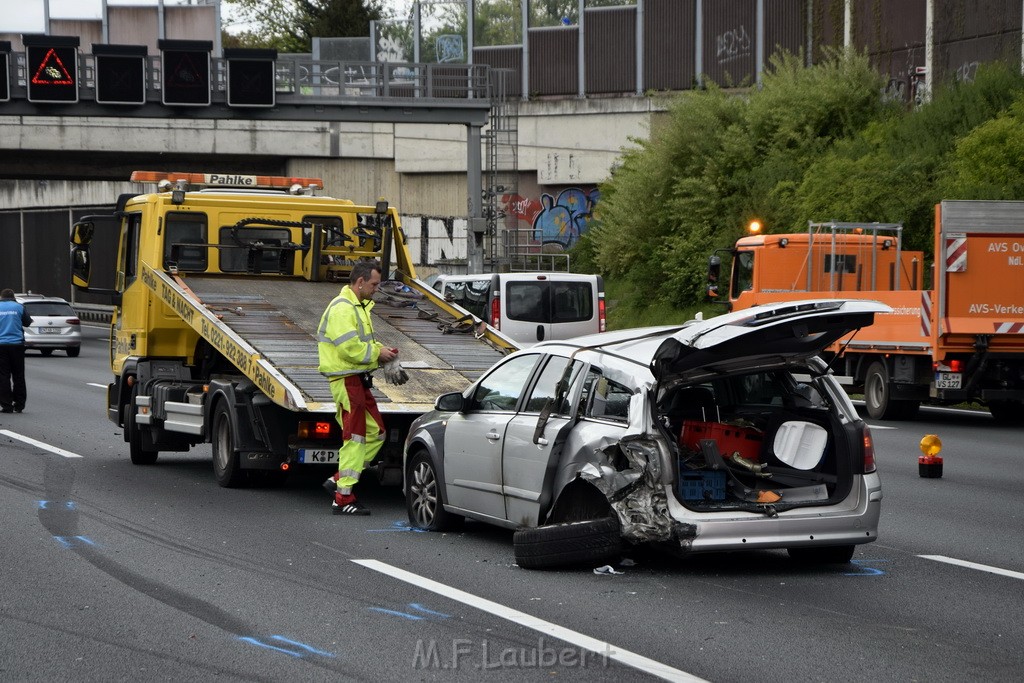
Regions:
[[501, 274, 603, 344]]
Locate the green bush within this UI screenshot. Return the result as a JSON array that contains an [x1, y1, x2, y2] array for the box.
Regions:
[[592, 54, 1024, 327]]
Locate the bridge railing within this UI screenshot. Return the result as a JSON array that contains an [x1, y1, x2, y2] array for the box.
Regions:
[[9, 51, 492, 104]]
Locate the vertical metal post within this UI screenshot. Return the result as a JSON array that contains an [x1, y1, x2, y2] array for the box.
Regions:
[[158, 0, 166, 41], [43, 0, 50, 33], [467, 124, 484, 273], [695, 0, 703, 88], [755, 0, 764, 86], [467, 0, 474, 65], [923, 0, 934, 103], [214, 0, 222, 57], [806, 0, 813, 66], [843, 0, 852, 49], [414, 1, 421, 63], [635, 0, 644, 95], [521, 0, 530, 100], [19, 210, 26, 292], [369, 20, 377, 59], [577, 0, 585, 98], [102, 0, 109, 44]]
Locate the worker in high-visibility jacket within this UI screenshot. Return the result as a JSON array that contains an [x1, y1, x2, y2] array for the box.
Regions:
[[317, 260, 398, 515]]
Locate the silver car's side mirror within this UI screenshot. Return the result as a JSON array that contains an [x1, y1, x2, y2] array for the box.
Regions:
[[435, 392, 466, 412]]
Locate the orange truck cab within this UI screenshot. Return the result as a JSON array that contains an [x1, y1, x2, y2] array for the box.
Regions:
[[709, 201, 1024, 423]]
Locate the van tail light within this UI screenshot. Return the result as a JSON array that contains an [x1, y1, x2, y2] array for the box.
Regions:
[[67, 318, 81, 325], [861, 424, 876, 473], [491, 295, 501, 329], [598, 295, 607, 332]]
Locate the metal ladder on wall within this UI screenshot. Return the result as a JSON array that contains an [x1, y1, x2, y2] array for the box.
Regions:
[[483, 69, 521, 271]]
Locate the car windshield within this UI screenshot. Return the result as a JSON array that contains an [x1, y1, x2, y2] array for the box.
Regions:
[[25, 302, 75, 317]]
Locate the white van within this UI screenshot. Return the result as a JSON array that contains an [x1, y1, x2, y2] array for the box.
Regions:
[[432, 272, 605, 346]]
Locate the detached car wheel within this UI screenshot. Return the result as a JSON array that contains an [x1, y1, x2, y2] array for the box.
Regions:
[[787, 544, 856, 565], [406, 452, 463, 531], [513, 517, 621, 570]]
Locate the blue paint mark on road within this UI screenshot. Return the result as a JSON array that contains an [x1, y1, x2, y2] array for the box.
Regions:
[[409, 603, 451, 618], [239, 636, 336, 658], [368, 607, 425, 620], [269, 636, 336, 657], [38, 500, 77, 510], [844, 559, 889, 577], [367, 520, 426, 533], [368, 603, 452, 621], [52, 535, 97, 549]]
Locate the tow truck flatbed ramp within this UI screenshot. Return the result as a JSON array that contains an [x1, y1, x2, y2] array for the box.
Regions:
[[183, 276, 505, 411]]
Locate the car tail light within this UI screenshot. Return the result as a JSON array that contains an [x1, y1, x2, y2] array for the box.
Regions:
[[862, 424, 876, 473], [491, 295, 501, 329], [598, 296, 606, 332], [67, 318, 80, 325]]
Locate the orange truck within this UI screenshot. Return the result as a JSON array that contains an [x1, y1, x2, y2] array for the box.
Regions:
[[708, 200, 1024, 423]]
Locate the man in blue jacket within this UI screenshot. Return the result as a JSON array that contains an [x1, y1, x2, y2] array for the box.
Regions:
[[0, 289, 32, 413]]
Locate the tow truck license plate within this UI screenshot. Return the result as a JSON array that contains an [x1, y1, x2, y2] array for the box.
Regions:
[[935, 372, 962, 390], [39, 327, 60, 334], [299, 449, 338, 464]]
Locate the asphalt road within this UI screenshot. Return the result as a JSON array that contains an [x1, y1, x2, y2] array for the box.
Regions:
[[2, 326, 1022, 681]]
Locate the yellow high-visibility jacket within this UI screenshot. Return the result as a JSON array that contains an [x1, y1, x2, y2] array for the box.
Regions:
[[317, 285, 382, 378]]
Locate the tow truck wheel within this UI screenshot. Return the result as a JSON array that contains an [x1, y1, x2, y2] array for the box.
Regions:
[[127, 388, 158, 465], [212, 402, 246, 488], [864, 361, 919, 420]]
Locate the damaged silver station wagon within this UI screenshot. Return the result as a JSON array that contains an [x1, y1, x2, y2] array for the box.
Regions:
[[403, 299, 887, 569]]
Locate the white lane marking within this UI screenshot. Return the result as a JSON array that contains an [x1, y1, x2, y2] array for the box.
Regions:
[[87, 383, 107, 389], [353, 558, 706, 683], [919, 555, 1024, 581], [0, 430, 84, 459]]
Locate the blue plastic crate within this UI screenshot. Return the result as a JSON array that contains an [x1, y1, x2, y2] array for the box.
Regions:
[[679, 470, 726, 501]]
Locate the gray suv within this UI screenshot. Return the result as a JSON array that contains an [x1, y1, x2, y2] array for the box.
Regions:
[[17, 294, 82, 357], [404, 299, 887, 569]]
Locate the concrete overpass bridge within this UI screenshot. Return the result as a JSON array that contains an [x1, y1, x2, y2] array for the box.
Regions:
[[0, 49, 659, 300]]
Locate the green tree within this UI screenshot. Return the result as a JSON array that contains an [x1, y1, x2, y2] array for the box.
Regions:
[[592, 51, 888, 309], [940, 92, 1024, 199], [225, 0, 387, 53], [591, 54, 1024, 322]]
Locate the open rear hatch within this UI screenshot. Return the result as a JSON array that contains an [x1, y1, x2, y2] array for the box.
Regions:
[[651, 300, 889, 512]]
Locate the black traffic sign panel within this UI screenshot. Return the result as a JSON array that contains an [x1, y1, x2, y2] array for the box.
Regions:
[[159, 39, 212, 106], [225, 48, 277, 107], [24, 35, 80, 103], [93, 44, 148, 106]]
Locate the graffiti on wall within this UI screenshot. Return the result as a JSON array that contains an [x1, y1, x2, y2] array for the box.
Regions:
[[716, 25, 751, 64], [501, 187, 600, 250]]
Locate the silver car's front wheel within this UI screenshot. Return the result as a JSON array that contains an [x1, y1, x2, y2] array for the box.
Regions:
[[406, 452, 462, 531]]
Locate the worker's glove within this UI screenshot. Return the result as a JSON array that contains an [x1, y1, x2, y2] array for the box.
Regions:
[[382, 358, 409, 385]]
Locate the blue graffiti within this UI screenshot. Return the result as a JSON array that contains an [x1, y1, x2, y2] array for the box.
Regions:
[[532, 187, 600, 249]]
